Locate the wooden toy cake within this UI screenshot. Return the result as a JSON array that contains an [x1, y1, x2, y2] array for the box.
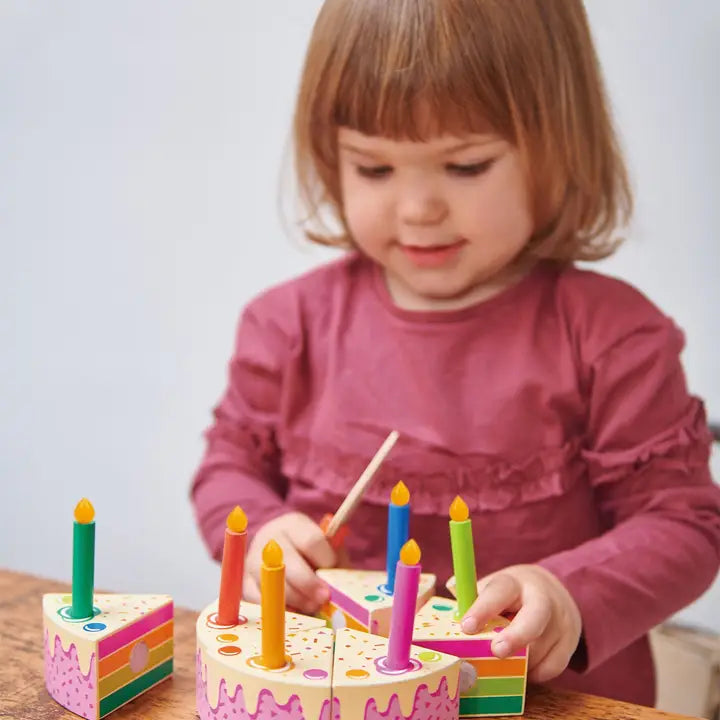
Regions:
[[196, 603, 461, 720], [197, 435, 527, 719], [43, 500, 174, 718], [196, 509, 462, 720]]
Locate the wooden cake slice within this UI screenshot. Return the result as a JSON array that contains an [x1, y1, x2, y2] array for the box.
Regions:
[[196, 600, 335, 720], [43, 592, 174, 719], [412, 597, 527, 717], [332, 627, 460, 720], [316, 568, 436, 636]]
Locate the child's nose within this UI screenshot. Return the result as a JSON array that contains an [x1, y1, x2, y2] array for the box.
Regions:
[[398, 191, 448, 227]]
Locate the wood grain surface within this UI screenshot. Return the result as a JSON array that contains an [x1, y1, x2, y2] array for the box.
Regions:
[[0, 569, 697, 719]]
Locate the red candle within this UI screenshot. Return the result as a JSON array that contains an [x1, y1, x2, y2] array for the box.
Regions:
[[217, 506, 248, 626]]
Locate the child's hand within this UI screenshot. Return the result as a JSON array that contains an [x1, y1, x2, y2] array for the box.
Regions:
[[243, 512, 337, 615], [455, 564, 582, 683]]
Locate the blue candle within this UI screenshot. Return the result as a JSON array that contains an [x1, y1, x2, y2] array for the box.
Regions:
[[385, 481, 410, 594]]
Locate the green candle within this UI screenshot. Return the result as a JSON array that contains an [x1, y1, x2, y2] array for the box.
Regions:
[[449, 495, 477, 618], [70, 498, 96, 619]]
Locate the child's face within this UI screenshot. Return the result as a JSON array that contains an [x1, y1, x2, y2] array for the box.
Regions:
[[338, 127, 534, 310]]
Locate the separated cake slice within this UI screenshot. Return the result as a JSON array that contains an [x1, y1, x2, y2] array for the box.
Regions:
[[43, 592, 174, 719], [316, 568, 436, 636], [412, 597, 527, 717]]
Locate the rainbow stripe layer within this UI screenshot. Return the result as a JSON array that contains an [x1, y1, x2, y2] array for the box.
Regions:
[[96, 601, 173, 716]]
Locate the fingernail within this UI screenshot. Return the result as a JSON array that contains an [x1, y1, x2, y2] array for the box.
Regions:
[[493, 638, 510, 658], [315, 586, 330, 604], [461, 617, 479, 634]]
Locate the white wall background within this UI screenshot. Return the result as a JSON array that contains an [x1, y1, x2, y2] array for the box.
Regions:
[[1, 1, 718, 632]]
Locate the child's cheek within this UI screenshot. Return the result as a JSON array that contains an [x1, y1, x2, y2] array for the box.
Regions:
[[345, 192, 387, 249]]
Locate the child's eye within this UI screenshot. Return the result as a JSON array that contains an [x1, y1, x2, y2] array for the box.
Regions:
[[356, 164, 393, 179], [446, 159, 496, 177]]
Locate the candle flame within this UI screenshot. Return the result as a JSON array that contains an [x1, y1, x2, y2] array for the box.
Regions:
[[262, 540, 284, 569], [226, 506, 248, 533], [390, 481, 410, 506], [449, 496, 469, 522], [399, 539, 421, 566], [74, 498, 95, 524]]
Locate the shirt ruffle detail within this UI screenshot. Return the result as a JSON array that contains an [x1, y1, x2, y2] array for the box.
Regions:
[[581, 400, 711, 487], [282, 435, 587, 515]]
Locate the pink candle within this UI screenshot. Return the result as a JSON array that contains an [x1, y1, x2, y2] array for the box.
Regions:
[[386, 539, 421, 671]]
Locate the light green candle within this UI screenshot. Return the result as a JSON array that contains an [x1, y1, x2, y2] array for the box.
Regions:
[[449, 495, 478, 618], [70, 498, 96, 619]]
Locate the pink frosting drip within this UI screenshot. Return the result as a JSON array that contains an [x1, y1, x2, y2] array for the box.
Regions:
[[44, 630, 96, 720], [363, 677, 459, 720], [196, 652, 457, 720], [196, 651, 338, 720]]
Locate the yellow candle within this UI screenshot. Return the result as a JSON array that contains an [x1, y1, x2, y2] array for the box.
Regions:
[[260, 539, 286, 669]]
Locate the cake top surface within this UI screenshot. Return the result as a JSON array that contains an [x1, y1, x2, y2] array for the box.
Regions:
[[43, 592, 173, 643], [316, 568, 436, 608], [331, 627, 460, 689], [412, 596, 510, 640], [197, 600, 334, 686]]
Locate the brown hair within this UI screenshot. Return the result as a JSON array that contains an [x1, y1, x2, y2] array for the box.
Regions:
[[292, 0, 632, 261]]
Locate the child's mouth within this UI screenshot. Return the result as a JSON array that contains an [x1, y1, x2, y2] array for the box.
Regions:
[[399, 239, 466, 268]]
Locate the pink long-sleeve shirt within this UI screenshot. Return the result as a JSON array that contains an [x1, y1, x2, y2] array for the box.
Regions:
[[191, 253, 720, 706]]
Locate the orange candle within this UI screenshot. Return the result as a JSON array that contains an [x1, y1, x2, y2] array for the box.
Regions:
[[217, 506, 248, 626], [260, 540, 286, 669]]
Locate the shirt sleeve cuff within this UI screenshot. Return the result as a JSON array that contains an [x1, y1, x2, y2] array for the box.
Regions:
[[538, 554, 611, 673]]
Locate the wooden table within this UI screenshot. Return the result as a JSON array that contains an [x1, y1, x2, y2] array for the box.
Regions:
[[0, 569, 696, 719]]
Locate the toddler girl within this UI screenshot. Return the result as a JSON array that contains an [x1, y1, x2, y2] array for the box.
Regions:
[[192, 0, 720, 706]]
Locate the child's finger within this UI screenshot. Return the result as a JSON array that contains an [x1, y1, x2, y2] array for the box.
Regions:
[[290, 515, 338, 569], [286, 578, 322, 616], [524, 629, 556, 675], [282, 539, 331, 607], [491, 588, 552, 659], [461, 573, 521, 634], [527, 625, 580, 682], [526, 635, 561, 682], [243, 573, 261, 604]]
